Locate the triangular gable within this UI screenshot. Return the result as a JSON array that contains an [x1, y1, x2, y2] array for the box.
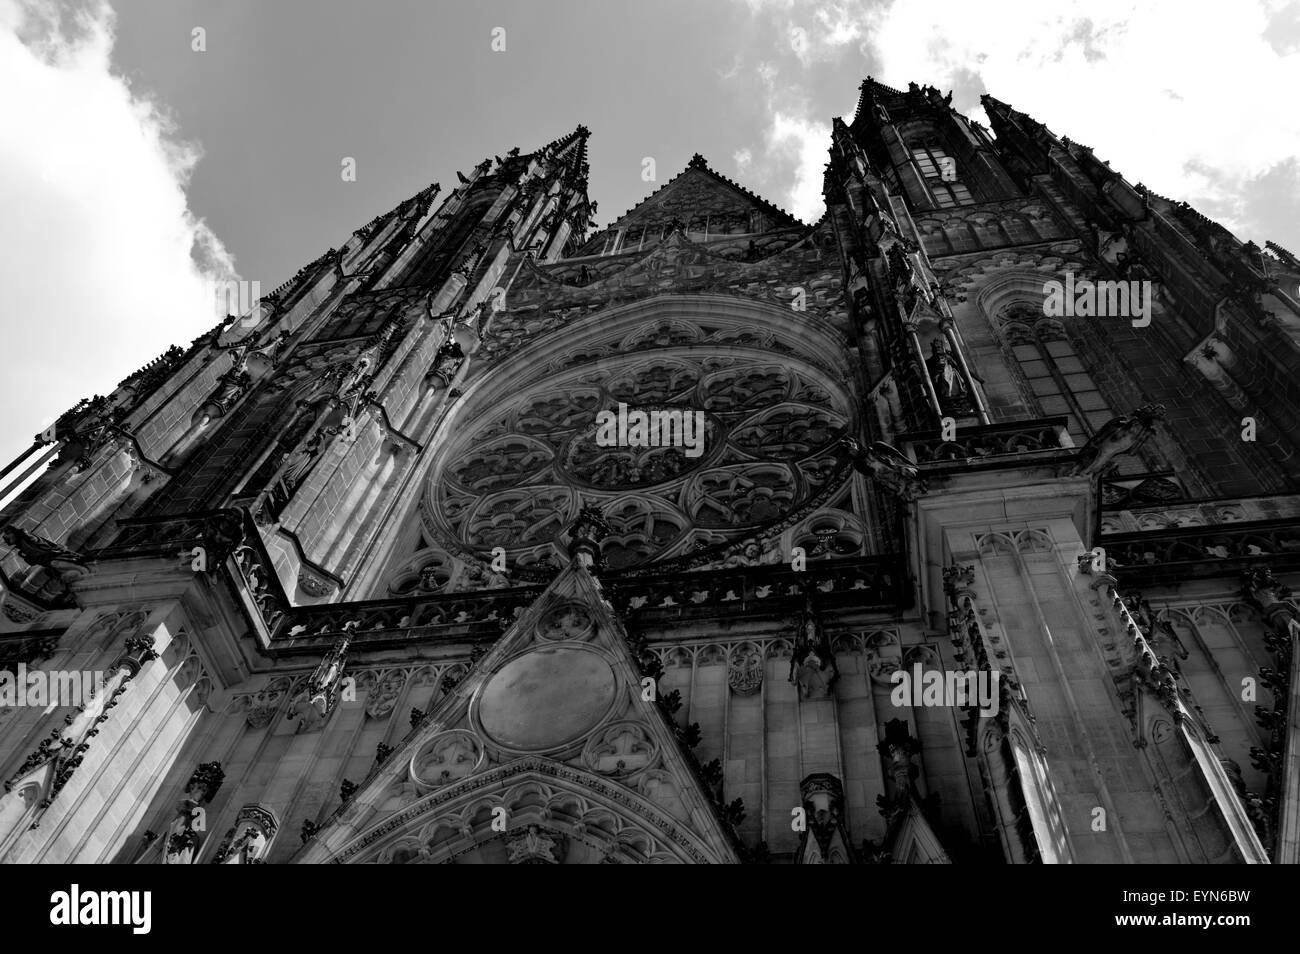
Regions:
[[295, 557, 743, 864], [573, 155, 803, 256], [885, 800, 952, 864]]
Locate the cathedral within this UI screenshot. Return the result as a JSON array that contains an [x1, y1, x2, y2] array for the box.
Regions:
[[2, 77, 1299, 864]]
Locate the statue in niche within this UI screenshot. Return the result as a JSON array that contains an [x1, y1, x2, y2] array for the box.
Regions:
[[925, 337, 970, 413], [789, 592, 839, 699], [280, 423, 335, 493], [208, 364, 252, 417]]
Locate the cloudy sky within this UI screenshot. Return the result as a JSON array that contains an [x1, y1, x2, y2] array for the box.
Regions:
[[1, 0, 1298, 468]]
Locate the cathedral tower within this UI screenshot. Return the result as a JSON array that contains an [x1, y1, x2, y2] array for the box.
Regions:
[[2, 83, 1298, 864]]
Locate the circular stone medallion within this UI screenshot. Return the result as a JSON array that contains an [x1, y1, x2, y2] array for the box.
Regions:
[[538, 602, 594, 641], [478, 646, 617, 751]]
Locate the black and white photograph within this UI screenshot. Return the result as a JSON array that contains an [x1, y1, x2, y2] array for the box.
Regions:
[[0, 0, 1297, 921]]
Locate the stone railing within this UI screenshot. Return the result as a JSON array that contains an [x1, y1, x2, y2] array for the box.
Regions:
[[96, 507, 541, 651], [899, 417, 1072, 467], [1102, 519, 1300, 586], [604, 554, 909, 619], [91, 510, 909, 651], [1101, 490, 1300, 535], [274, 586, 545, 652]]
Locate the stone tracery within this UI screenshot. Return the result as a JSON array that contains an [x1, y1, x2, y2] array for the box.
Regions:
[[422, 314, 854, 571]]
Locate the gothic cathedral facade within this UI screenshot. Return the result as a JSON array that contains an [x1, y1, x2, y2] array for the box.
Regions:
[[2, 78, 1299, 864]]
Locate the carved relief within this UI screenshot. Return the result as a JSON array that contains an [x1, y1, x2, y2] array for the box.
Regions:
[[582, 722, 657, 777], [864, 631, 903, 684], [411, 730, 486, 790], [727, 642, 764, 695], [238, 677, 293, 729], [506, 825, 567, 863], [538, 602, 594, 641], [364, 669, 408, 720]]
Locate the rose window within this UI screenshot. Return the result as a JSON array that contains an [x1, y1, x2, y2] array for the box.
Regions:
[[427, 351, 851, 570]]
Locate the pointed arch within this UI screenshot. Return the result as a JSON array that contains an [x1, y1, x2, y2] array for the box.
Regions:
[[308, 758, 735, 864]]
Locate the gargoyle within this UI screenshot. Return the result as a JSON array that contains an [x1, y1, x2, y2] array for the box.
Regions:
[[1, 525, 89, 569], [836, 436, 928, 502], [1067, 404, 1164, 477]]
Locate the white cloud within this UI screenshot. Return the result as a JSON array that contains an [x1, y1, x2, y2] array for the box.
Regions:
[[733, 147, 754, 174], [789, 25, 810, 62], [767, 113, 830, 223], [866, 0, 1300, 241], [813, 2, 865, 49], [729, 0, 1300, 246], [0, 0, 235, 465], [715, 53, 743, 81], [863, 0, 1300, 198]]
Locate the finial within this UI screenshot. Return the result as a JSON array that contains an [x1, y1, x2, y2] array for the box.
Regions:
[[688, 153, 709, 170], [566, 505, 612, 571]]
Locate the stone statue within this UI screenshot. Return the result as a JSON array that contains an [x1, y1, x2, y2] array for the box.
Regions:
[[926, 336, 969, 411], [789, 594, 839, 698], [1, 525, 88, 569], [281, 426, 332, 492], [1068, 404, 1165, 477], [836, 436, 928, 502]]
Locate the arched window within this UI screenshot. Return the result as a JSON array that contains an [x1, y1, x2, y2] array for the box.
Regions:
[[910, 140, 974, 208], [998, 303, 1113, 447], [399, 190, 499, 286]]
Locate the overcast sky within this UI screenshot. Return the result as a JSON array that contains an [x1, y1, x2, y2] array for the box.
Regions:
[[2, 0, 1298, 469]]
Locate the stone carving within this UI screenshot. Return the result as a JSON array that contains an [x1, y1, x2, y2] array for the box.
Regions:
[[279, 423, 334, 494], [1, 600, 43, 624], [582, 722, 657, 776], [908, 422, 1066, 463], [232, 543, 285, 632], [1, 526, 88, 570], [1067, 404, 1164, 477], [288, 631, 352, 731], [799, 773, 851, 864], [411, 730, 485, 789], [727, 642, 764, 695], [538, 602, 594, 641], [297, 567, 336, 599], [863, 631, 902, 685], [925, 337, 970, 414], [164, 762, 225, 864], [364, 668, 408, 720], [789, 593, 839, 698], [835, 436, 928, 502], [506, 825, 566, 864], [240, 677, 293, 729], [212, 805, 278, 864]]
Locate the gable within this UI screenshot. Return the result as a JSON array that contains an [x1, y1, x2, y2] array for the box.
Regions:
[[573, 159, 804, 257], [294, 556, 744, 864]]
